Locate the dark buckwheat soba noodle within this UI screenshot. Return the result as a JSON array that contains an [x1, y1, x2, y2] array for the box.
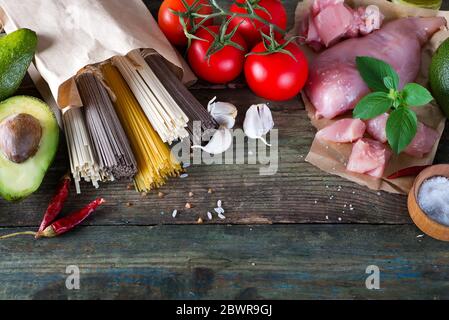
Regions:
[[76, 72, 137, 181]]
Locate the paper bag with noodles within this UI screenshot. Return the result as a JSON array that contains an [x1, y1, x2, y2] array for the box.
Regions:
[[290, 0, 449, 194], [0, 0, 195, 109]]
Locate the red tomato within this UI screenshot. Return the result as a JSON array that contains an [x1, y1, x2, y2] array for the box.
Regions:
[[244, 41, 309, 101], [158, 0, 213, 47], [188, 26, 248, 84], [229, 0, 287, 48]]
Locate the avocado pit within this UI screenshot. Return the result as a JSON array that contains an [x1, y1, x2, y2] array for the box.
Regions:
[[0, 113, 42, 163]]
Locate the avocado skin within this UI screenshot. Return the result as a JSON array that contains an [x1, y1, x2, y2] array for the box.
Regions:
[[430, 38, 449, 119], [0, 29, 38, 102], [0, 96, 60, 202]]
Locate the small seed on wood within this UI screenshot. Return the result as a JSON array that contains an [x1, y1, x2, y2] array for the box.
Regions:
[[185, 203, 192, 209], [189, 192, 194, 197], [158, 192, 165, 198]]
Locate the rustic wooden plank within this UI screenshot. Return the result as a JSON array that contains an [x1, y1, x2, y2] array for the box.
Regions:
[[1, 1, 449, 227], [2, 84, 449, 226], [1, 224, 449, 299]]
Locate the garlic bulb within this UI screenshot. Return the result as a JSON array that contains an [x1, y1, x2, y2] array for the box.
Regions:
[[243, 104, 274, 146], [208, 97, 238, 129], [192, 127, 233, 155]]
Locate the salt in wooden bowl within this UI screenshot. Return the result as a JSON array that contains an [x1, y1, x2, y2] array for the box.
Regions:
[[408, 164, 449, 241]]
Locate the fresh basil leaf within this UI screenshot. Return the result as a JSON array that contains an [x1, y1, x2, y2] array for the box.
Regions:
[[402, 83, 434, 107], [356, 56, 400, 92], [353, 92, 393, 120], [383, 76, 395, 90], [386, 107, 418, 154], [392, 98, 401, 109]]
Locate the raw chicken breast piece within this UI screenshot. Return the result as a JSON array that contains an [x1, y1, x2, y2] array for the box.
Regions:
[[312, 0, 344, 16], [316, 118, 366, 143], [306, 17, 446, 119], [359, 5, 383, 35], [301, 0, 384, 50], [306, 16, 322, 51], [365, 113, 388, 143], [366, 113, 439, 157], [347, 138, 392, 178], [404, 122, 439, 158], [314, 3, 354, 47]]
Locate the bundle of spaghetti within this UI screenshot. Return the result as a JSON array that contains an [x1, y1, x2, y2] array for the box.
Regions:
[[62, 107, 103, 193], [143, 51, 217, 137], [101, 63, 182, 192], [112, 50, 189, 144], [76, 72, 138, 181]]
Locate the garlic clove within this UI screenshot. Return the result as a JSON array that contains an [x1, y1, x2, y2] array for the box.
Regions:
[[243, 104, 274, 146], [213, 114, 236, 129], [208, 96, 238, 129], [207, 96, 217, 113], [192, 127, 233, 155]]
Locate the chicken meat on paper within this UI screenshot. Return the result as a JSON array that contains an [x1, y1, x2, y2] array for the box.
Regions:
[[300, 0, 384, 51], [305, 16, 446, 120], [316, 118, 366, 143], [365, 113, 440, 158]]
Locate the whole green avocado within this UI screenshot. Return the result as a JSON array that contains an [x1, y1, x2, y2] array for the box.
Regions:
[[0, 29, 38, 101], [430, 37, 449, 119]]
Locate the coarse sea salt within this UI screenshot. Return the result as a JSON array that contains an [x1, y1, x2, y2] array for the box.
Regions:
[[418, 176, 449, 227]]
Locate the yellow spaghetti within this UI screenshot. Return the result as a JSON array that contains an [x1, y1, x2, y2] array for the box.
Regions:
[[101, 63, 182, 192]]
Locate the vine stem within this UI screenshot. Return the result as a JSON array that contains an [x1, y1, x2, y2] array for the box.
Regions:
[[246, 25, 304, 61], [174, 0, 286, 50], [0, 231, 37, 240]]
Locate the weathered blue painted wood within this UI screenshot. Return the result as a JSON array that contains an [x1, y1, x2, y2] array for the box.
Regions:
[[1, 225, 449, 300]]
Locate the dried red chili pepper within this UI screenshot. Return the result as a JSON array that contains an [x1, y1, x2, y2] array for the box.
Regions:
[[36, 198, 105, 239], [37, 173, 71, 234], [387, 165, 431, 179]]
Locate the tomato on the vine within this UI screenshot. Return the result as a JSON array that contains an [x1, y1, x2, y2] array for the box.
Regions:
[[188, 25, 248, 84], [244, 40, 309, 101], [158, 0, 213, 47], [229, 0, 287, 48]]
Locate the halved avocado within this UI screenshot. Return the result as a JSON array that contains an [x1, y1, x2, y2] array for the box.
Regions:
[[0, 96, 59, 202]]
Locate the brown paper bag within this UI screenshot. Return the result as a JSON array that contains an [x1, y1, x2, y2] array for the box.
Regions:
[[291, 0, 449, 194], [0, 0, 196, 109]]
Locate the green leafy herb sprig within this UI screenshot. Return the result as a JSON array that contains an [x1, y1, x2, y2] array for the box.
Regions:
[[353, 56, 434, 154]]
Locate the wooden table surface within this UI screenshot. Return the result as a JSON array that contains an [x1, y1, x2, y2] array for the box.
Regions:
[[1, 0, 449, 300]]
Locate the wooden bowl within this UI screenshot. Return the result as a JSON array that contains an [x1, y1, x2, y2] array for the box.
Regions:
[[408, 164, 449, 242]]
